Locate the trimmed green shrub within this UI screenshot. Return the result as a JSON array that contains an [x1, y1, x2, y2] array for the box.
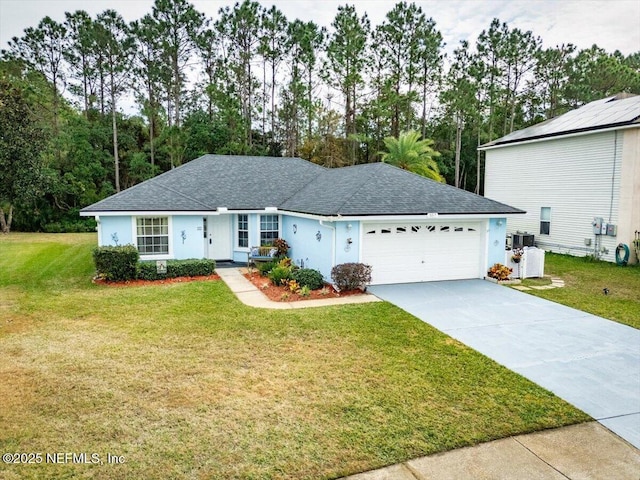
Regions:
[[43, 222, 63, 233], [269, 265, 292, 286], [331, 263, 372, 291], [43, 219, 97, 233], [291, 268, 324, 290], [93, 245, 139, 281], [137, 259, 216, 281], [256, 260, 277, 276]]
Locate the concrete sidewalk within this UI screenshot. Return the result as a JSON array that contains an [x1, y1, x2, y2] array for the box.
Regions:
[[341, 422, 640, 480], [216, 267, 381, 309]]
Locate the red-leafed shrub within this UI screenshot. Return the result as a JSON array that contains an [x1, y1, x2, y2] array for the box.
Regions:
[[331, 263, 372, 291]]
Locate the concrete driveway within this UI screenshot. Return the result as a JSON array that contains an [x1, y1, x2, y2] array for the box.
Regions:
[[369, 280, 640, 449]]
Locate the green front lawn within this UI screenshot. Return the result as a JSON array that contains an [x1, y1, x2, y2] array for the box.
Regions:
[[521, 252, 640, 329], [0, 234, 588, 479]]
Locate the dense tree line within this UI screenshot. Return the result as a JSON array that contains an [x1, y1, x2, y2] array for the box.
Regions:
[[1, 0, 639, 232]]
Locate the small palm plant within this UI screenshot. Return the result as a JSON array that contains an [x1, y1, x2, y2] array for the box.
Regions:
[[380, 130, 445, 182]]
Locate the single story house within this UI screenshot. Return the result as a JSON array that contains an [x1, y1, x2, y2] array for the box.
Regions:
[[481, 93, 640, 264], [80, 155, 523, 285]]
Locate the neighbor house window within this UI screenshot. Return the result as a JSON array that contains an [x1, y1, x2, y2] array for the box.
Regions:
[[237, 214, 248, 248], [260, 215, 279, 245], [540, 207, 551, 235], [136, 217, 169, 255]]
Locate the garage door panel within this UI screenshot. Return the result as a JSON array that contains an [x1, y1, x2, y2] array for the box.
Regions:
[[362, 222, 484, 284]]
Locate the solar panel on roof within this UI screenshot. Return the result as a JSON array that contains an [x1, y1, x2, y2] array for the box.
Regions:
[[483, 95, 640, 147]]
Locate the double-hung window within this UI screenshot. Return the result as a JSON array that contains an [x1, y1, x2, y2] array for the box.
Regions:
[[540, 207, 551, 235], [260, 215, 279, 246], [237, 214, 249, 248], [136, 217, 169, 255]]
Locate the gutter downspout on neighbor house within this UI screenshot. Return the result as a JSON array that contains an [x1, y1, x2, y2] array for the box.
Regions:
[[609, 131, 618, 223]]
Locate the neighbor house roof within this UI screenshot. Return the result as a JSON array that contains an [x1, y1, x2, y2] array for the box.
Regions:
[[81, 155, 523, 217], [480, 93, 640, 149]]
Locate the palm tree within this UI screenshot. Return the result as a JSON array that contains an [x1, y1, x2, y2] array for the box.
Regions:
[[380, 130, 444, 182]]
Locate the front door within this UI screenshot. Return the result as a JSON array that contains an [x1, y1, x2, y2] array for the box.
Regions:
[[205, 215, 232, 260]]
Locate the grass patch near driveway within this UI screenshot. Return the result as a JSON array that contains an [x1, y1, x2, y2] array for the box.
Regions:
[[0, 234, 589, 479], [521, 253, 640, 329], [520, 277, 552, 287]]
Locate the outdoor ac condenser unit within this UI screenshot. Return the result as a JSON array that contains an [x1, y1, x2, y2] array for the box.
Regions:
[[512, 233, 534, 249]]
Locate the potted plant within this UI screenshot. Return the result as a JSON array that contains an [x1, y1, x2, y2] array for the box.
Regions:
[[272, 238, 290, 257], [511, 248, 524, 264]]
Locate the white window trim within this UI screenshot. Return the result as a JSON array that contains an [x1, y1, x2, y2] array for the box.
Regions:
[[258, 214, 281, 246], [237, 214, 249, 250], [132, 216, 173, 260], [540, 207, 551, 236]]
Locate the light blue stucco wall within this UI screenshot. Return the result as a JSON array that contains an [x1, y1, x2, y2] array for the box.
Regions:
[[335, 221, 360, 265], [487, 218, 507, 269], [98, 215, 206, 259], [231, 213, 296, 263], [173, 216, 205, 259], [282, 216, 334, 279], [97, 214, 507, 280], [98, 216, 133, 247], [229, 214, 354, 273]]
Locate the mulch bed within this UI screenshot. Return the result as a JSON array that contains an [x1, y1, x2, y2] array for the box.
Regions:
[[93, 272, 364, 303], [93, 274, 220, 287], [243, 271, 364, 302]]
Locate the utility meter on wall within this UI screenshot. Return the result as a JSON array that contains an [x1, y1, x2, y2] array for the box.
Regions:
[[592, 217, 604, 235]]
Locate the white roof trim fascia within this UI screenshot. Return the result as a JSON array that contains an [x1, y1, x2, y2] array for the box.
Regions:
[[82, 209, 280, 217], [329, 213, 523, 222], [82, 210, 522, 220], [81, 210, 217, 217], [479, 123, 639, 151], [82, 209, 334, 221]]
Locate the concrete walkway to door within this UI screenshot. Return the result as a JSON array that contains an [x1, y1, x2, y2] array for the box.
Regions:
[[369, 280, 640, 449]]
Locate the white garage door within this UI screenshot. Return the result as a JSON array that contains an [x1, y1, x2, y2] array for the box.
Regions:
[[361, 221, 484, 284]]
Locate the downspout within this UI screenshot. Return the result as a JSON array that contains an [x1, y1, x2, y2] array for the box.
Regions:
[[96, 216, 101, 246], [319, 220, 336, 274], [609, 130, 618, 223]]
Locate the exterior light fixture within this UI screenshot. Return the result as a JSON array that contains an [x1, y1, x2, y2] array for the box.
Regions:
[[293, 224, 297, 234], [316, 230, 322, 242]]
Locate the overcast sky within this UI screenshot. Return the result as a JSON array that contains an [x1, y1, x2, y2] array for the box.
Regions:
[[1, 0, 639, 56]]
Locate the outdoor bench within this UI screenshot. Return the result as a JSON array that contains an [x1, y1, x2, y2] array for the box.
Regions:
[[247, 246, 278, 268]]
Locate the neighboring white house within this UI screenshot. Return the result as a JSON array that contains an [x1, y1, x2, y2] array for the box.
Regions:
[[481, 93, 640, 264], [80, 155, 523, 285]]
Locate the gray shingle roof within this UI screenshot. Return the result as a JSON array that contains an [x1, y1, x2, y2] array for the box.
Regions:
[[480, 94, 640, 148], [82, 155, 324, 212], [281, 162, 522, 215], [81, 154, 523, 216]]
